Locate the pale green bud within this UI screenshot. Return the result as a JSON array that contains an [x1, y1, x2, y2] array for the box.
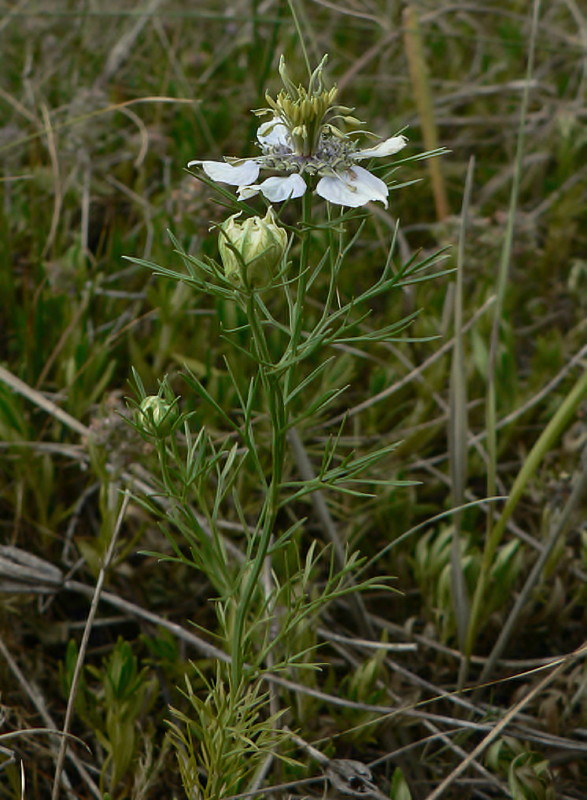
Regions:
[[218, 208, 287, 288], [137, 395, 179, 437]]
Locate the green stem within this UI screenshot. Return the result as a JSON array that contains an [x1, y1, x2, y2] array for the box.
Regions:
[[230, 292, 286, 687], [230, 197, 313, 686], [286, 0, 312, 78], [283, 190, 312, 402], [156, 439, 176, 498]]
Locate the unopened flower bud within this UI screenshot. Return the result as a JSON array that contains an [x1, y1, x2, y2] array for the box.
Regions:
[[137, 395, 179, 437], [218, 208, 287, 288]]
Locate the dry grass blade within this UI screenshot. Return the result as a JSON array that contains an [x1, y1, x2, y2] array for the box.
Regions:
[[0, 637, 99, 799], [51, 492, 131, 800], [449, 156, 474, 661], [424, 641, 587, 800], [322, 296, 496, 428], [96, 0, 166, 88], [480, 442, 587, 683], [0, 365, 90, 438], [288, 426, 374, 636], [403, 3, 449, 220], [465, 0, 543, 660]]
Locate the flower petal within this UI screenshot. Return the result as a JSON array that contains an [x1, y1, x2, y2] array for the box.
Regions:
[[353, 135, 408, 160], [316, 166, 388, 208], [237, 185, 262, 200], [187, 159, 260, 186], [258, 174, 307, 202], [257, 119, 291, 149]]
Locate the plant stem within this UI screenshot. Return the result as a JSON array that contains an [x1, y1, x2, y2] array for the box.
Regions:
[[283, 189, 312, 401], [230, 298, 285, 687], [230, 196, 313, 686]]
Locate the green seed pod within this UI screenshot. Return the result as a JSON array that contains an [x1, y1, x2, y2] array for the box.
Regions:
[[218, 208, 287, 288], [137, 395, 179, 437]]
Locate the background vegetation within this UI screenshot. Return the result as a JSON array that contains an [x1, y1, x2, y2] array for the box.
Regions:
[[1, 1, 586, 798]]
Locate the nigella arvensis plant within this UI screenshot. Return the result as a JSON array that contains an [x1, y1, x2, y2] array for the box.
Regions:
[[126, 49, 448, 800], [188, 55, 407, 208]]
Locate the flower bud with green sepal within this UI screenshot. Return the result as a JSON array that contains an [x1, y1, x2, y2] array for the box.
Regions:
[[137, 395, 180, 438], [218, 208, 287, 289]]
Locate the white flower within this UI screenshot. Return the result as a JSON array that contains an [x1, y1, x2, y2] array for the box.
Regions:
[[188, 121, 407, 208], [187, 56, 407, 209]]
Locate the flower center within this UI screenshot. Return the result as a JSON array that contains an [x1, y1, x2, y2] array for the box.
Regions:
[[255, 55, 363, 160], [259, 131, 358, 178], [270, 85, 339, 157]]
